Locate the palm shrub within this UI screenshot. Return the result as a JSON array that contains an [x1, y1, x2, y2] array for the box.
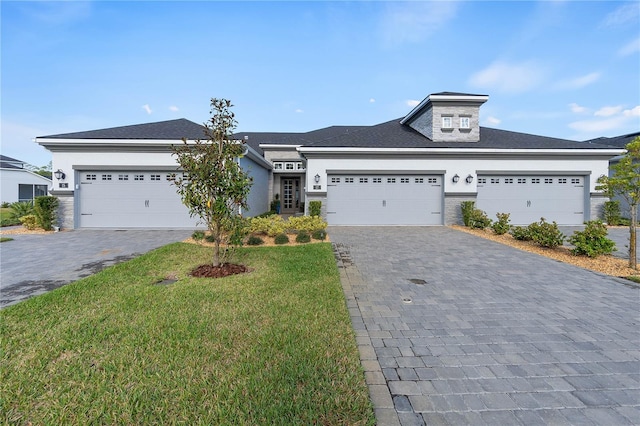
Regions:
[[603, 200, 621, 226], [491, 212, 511, 235], [527, 218, 565, 249], [34, 196, 59, 231], [9, 202, 34, 221], [568, 220, 616, 258]]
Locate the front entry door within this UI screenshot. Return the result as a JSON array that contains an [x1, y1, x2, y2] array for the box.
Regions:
[[281, 177, 301, 214]]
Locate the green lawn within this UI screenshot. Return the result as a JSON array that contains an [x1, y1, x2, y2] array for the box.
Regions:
[[1, 243, 374, 425]]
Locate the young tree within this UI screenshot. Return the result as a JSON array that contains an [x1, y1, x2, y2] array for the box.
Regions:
[[172, 99, 252, 267], [596, 136, 640, 269]]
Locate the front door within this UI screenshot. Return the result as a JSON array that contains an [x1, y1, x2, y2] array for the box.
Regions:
[[281, 177, 301, 214]]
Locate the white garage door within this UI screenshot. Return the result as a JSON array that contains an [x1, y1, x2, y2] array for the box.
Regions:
[[326, 174, 442, 225], [476, 175, 585, 225], [78, 171, 199, 228]]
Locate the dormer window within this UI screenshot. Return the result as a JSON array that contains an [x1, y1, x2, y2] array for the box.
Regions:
[[460, 117, 470, 129], [442, 116, 453, 129]]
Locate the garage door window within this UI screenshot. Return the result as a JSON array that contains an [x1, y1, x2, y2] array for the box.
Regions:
[[151, 174, 161, 181], [415, 178, 424, 183], [118, 174, 129, 181], [359, 177, 368, 183], [134, 174, 144, 181], [572, 178, 580, 184], [545, 178, 553, 184], [86, 174, 96, 180], [373, 178, 382, 183], [102, 174, 112, 181], [387, 178, 396, 183]]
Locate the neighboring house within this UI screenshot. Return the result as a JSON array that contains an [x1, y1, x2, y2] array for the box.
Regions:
[[587, 131, 640, 219], [0, 155, 52, 204], [36, 92, 624, 229]]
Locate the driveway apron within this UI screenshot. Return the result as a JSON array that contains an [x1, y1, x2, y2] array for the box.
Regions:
[[0, 229, 193, 308], [330, 226, 640, 426]]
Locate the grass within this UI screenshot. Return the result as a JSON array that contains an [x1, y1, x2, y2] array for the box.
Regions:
[[0, 207, 20, 227], [1, 243, 374, 425], [0, 237, 13, 242]]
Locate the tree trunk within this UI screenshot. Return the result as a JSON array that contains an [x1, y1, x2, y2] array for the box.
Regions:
[[212, 223, 221, 267], [630, 204, 637, 270]]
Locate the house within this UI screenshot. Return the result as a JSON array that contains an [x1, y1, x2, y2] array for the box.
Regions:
[[36, 92, 624, 229], [0, 155, 52, 204]]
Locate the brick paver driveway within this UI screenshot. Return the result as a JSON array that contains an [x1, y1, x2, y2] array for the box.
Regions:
[[330, 227, 640, 426]]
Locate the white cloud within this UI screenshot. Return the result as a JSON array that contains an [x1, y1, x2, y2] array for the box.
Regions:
[[624, 106, 640, 117], [379, 1, 458, 47], [619, 37, 640, 56], [369, 98, 376, 103], [595, 105, 623, 117], [406, 99, 420, 107], [295, 109, 304, 113], [468, 61, 546, 93], [169, 106, 179, 112], [601, 3, 640, 28], [555, 72, 601, 90], [26, 1, 92, 25], [485, 116, 501, 126], [569, 103, 589, 114], [142, 104, 152, 115], [569, 117, 626, 134]]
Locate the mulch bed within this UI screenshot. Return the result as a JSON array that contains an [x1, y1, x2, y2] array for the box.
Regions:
[[190, 263, 249, 278]]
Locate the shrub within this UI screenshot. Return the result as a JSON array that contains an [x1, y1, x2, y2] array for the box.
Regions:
[[460, 201, 476, 226], [274, 233, 289, 245], [603, 200, 621, 226], [19, 214, 39, 230], [287, 216, 328, 233], [312, 229, 327, 240], [510, 226, 532, 241], [247, 235, 264, 246], [249, 215, 287, 237], [568, 220, 616, 258], [491, 212, 511, 235], [1, 202, 10, 208], [309, 201, 322, 217], [34, 196, 59, 231], [1, 217, 21, 227], [468, 208, 492, 229], [256, 211, 276, 218], [9, 202, 34, 220], [295, 232, 311, 243], [192, 230, 205, 240], [205, 234, 216, 243], [528, 218, 565, 249]]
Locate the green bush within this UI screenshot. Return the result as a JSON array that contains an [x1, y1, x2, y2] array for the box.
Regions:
[[468, 208, 492, 229], [510, 226, 532, 241], [528, 218, 565, 249], [568, 220, 616, 258], [247, 235, 264, 246], [309, 201, 322, 217], [34, 196, 59, 231], [603, 200, 621, 225], [1, 202, 10, 208], [312, 229, 327, 240], [295, 232, 311, 243], [460, 201, 476, 226], [491, 212, 511, 235], [19, 214, 39, 230], [274, 233, 289, 245], [205, 234, 216, 243], [1, 217, 21, 227], [9, 202, 34, 220], [249, 215, 287, 237], [256, 211, 276, 218], [192, 230, 205, 240], [287, 216, 328, 233]]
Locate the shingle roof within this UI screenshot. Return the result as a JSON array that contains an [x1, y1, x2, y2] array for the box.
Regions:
[[584, 131, 640, 148], [0, 155, 25, 169], [40, 118, 207, 140]]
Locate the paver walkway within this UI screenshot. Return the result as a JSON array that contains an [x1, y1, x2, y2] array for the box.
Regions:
[[330, 226, 640, 426]]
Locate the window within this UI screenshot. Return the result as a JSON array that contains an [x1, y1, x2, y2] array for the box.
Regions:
[[517, 178, 526, 184], [151, 174, 161, 181], [101, 174, 112, 181], [400, 178, 409, 183], [118, 174, 129, 181], [571, 178, 580, 184], [134, 174, 144, 181], [345, 177, 354, 183], [505, 178, 514, 184], [296, 163, 305, 170], [18, 184, 48, 203], [273, 162, 283, 170], [558, 178, 567, 184], [331, 177, 340, 183], [387, 178, 396, 183], [490, 178, 499, 184], [86, 174, 97, 181], [373, 177, 382, 183], [415, 178, 424, 184], [359, 177, 368, 183], [442, 116, 453, 128], [427, 177, 437, 184], [460, 117, 470, 129], [545, 178, 553, 184], [285, 163, 294, 170], [531, 178, 541, 184], [166, 173, 176, 181]]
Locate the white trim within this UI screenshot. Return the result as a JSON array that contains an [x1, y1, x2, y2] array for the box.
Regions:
[[298, 147, 624, 156], [259, 144, 302, 150]]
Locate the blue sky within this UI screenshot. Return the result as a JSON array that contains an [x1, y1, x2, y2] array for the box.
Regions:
[[2, 1, 639, 166]]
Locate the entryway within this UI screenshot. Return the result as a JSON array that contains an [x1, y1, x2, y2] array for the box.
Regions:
[[280, 177, 302, 214]]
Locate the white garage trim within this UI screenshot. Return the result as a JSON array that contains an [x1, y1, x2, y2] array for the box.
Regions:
[[326, 174, 443, 226]]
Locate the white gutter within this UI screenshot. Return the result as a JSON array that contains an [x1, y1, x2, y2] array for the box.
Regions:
[[259, 144, 302, 149], [297, 146, 625, 156]]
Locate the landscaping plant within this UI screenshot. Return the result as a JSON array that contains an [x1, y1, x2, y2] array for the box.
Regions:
[[603, 200, 621, 226], [309, 200, 322, 217], [274, 233, 290, 245], [491, 212, 511, 235], [460, 201, 475, 226], [468, 208, 492, 229], [18, 214, 39, 230], [568, 220, 616, 258], [312, 229, 327, 240], [34, 196, 59, 231], [527, 217, 565, 249], [172, 98, 252, 268], [295, 231, 311, 243], [9, 201, 34, 221], [509, 226, 532, 241]]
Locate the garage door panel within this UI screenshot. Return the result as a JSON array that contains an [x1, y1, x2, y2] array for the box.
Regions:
[[327, 175, 442, 226], [477, 175, 584, 225]]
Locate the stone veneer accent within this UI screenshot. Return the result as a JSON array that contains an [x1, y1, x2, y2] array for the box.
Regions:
[[52, 191, 75, 230], [590, 193, 607, 222], [444, 193, 477, 225]]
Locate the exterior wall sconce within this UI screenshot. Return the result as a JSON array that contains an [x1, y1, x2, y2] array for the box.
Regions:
[[54, 169, 66, 180], [466, 174, 473, 184], [452, 174, 460, 183], [314, 174, 321, 183]]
